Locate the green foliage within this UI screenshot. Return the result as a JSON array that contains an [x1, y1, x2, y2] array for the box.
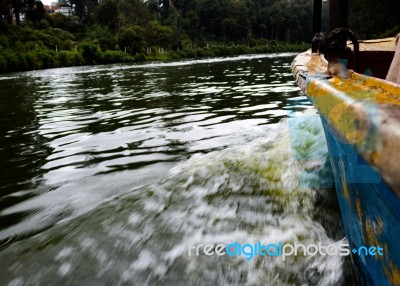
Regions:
[[379, 26, 400, 39], [25, 0, 46, 24], [134, 53, 146, 62], [117, 0, 150, 26], [24, 51, 39, 69], [147, 21, 173, 48], [47, 14, 83, 33], [178, 49, 197, 58], [99, 50, 132, 64], [194, 48, 214, 58], [62, 39, 74, 50], [93, 0, 119, 31], [349, 0, 400, 39], [86, 25, 116, 50], [0, 54, 7, 73], [3, 50, 18, 71], [117, 25, 146, 54], [35, 48, 56, 68], [69, 0, 98, 23], [1, 0, 396, 73], [0, 34, 10, 49], [56, 50, 84, 66], [80, 42, 100, 64], [48, 13, 68, 28]]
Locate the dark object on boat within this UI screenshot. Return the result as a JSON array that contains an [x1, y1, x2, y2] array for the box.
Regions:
[[312, 28, 360, 74]]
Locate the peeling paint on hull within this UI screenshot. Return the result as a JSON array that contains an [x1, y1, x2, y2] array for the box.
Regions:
[[291, 44, 400, 285], [321, 115, 400, 286]]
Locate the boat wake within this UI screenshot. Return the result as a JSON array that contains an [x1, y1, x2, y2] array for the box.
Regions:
[[0, 114, 347, 285]]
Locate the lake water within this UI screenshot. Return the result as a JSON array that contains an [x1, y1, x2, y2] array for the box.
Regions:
[[0, 54, 350, 285]]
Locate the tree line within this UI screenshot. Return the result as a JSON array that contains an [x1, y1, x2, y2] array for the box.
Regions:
[[0, 0, 314, 50], [0, 0, 399, 72]]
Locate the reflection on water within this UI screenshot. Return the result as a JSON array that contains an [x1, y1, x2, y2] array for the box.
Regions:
[[0, 54, 349, 285]]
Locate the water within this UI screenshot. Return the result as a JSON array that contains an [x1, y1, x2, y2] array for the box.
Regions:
[[0, 54, 348, 285]]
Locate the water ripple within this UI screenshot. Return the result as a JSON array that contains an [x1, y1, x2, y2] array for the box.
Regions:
[[0, 54, 307, 245]]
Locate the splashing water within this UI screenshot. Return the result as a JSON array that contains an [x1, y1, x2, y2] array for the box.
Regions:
[[0, 55, 351, 285], [1, 115, 346, 286]]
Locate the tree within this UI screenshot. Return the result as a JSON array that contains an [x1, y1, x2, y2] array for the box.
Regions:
[[93, 0, 119, 31], [349, 0, 400, 39], [0, 0, 12, 24], [12, 0, 22, 25], [33, 0, 45, 23], [25, 0, 45, 24], [68, 0, 98, 23], [147, 20, 173, 47], [117, 25, 146, 53]]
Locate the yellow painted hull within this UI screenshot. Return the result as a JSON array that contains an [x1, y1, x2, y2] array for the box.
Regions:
[[291, 40, 400, 285]]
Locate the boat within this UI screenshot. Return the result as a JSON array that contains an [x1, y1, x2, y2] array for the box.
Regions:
[[291, 0, 400, 285]]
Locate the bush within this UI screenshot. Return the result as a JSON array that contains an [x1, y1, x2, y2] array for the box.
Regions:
[[0, 54, 7, 73], [134, 53, 146, 62], [212, 45, 230, 56], [166, 51, 180, 60], [35, 48, 55, 69], [100, 50, 133, 64], [57, 51, 71, 66], [246, 35, 257, 47], [38, 20, 50, 29], [195, 48, 214, 58], [81, 42, 100, 64], [0, 34, 9, 49], [3, 50, 18, 71], [177, 49, 197, 58], [86, 25, 116, 50], [232, 44, 251, 55], [73, 52, 84, 66], [117, 26, 146, 54], [23, 52, 37, 70], [54, 50, 83, 67], [63, 16, 84, 33], [61, 39, 74, 50]]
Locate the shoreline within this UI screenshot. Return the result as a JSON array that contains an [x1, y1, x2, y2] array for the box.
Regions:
[[0, 43, 308, 74]]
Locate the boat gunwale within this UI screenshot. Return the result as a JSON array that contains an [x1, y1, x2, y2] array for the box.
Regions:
[[291, 49, 400, 196]]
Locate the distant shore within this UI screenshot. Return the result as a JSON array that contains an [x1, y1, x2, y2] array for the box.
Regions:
[[0, 43, 309, 74], [0, 27, 308, 74]]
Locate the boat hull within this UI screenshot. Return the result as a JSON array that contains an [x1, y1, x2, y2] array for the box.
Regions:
[[291, 44, 400, 285], [320, 114, 400, 286]]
